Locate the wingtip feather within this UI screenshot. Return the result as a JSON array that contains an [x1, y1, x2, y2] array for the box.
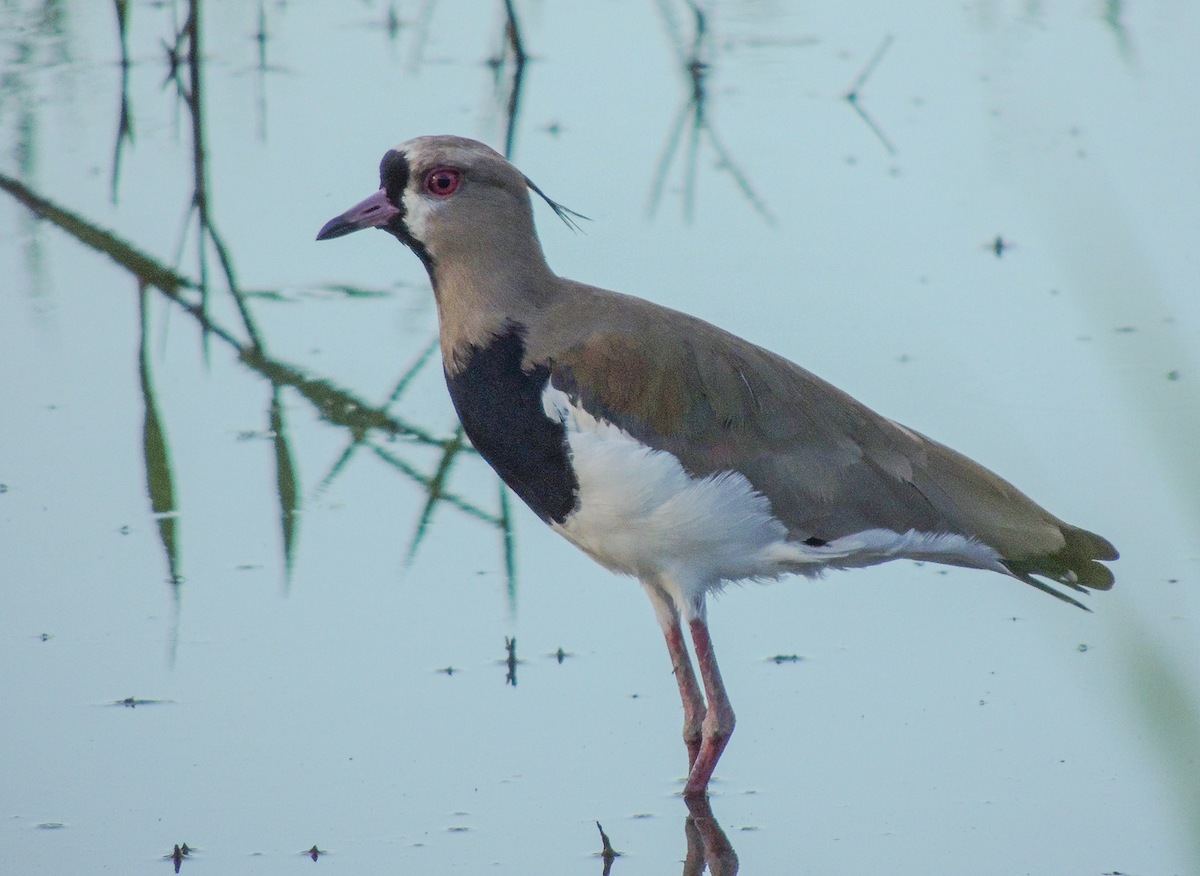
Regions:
[[1002, 522, 1116, 611]]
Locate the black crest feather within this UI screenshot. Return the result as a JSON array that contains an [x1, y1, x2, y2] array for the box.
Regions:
[[524, 175, 589, 233]]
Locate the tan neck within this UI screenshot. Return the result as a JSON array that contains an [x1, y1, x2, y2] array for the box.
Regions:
[[433, 248, 559, 374]]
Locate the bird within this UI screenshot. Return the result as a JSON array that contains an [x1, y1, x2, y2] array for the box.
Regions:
[[317, 135, 1118, 797]]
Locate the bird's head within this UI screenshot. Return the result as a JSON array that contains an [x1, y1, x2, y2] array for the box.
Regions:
[[317, 135, 575, 285]]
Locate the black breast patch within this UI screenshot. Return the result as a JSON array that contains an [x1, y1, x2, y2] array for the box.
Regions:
[[445, 326, 579, 524]]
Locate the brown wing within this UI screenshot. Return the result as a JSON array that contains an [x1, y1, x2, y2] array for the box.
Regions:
[[531, 282, 1116, 598]]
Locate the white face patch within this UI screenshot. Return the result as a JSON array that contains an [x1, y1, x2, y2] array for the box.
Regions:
[[400, 189, 437, 251]]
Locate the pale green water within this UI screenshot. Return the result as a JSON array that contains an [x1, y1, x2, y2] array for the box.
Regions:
[[2, 1, 1198, 873]]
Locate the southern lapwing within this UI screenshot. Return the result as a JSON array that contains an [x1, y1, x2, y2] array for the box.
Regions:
[[317, 135, 1118, 797]]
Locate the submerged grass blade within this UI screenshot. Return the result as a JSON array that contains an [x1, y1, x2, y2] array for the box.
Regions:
[[1, 172, 517, 597], [138, 282, 180, 586], [316, 442, 359, 496], [386, 336, 440, 406], [270, 386, 299, 588], [0, 177, 460, 453], [0, 172, 193, 297], [369, 442, 499, 525], [500, 483, 516, 617], [239, 346, 421, 441], [500, 0, 527, 160], [111, 0, 134, 203], [317, 336, 442, 495], [406, 425, 466, 564]]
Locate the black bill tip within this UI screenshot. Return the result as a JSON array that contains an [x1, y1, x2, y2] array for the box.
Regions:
[[315, 216, 358, 241]]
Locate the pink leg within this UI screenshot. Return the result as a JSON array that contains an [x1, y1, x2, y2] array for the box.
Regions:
[[643, 578, 708, 769], [663, 621, 707, 768], [683, 618, 736, 798]]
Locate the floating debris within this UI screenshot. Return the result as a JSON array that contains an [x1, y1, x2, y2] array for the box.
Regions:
[[110, 696, 172, 708], [504, 636, 518, 686], [163, 843, 191, 873], [596, 821, 620, 873]]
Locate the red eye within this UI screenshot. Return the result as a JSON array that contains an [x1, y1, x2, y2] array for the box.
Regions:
[[424, 167, 462, 197]]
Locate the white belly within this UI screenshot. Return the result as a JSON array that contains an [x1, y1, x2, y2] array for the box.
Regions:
[[541, 386, 829, 580], [540, 385, 1004, 617]]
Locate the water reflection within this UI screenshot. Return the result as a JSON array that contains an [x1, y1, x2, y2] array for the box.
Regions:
[[648, 0, 773, 223], [0, 0, 529, 635], [0, 166, 515, 644], [0, 0, 779, 631], [245, 0, 290, 143], [110, 0, 133, 200], [841, 33, 896, 156], [1100, 0, 1134, 64], [137, 281, 180, 594], [0, 0, 72, 308], [596, 798, 738, 876], [681, 795, 739, 875], [490, 0, 528, 159]]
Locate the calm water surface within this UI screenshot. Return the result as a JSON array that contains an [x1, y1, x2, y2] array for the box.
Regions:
[[2, 1, 1198, 873]]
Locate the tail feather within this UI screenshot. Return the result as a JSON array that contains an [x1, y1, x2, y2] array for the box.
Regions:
[[1002, 523, 1118, 610]]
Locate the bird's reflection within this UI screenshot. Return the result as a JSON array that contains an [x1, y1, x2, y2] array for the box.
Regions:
[[600, 796, 737, 875], [682, 795, 738, 876]]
